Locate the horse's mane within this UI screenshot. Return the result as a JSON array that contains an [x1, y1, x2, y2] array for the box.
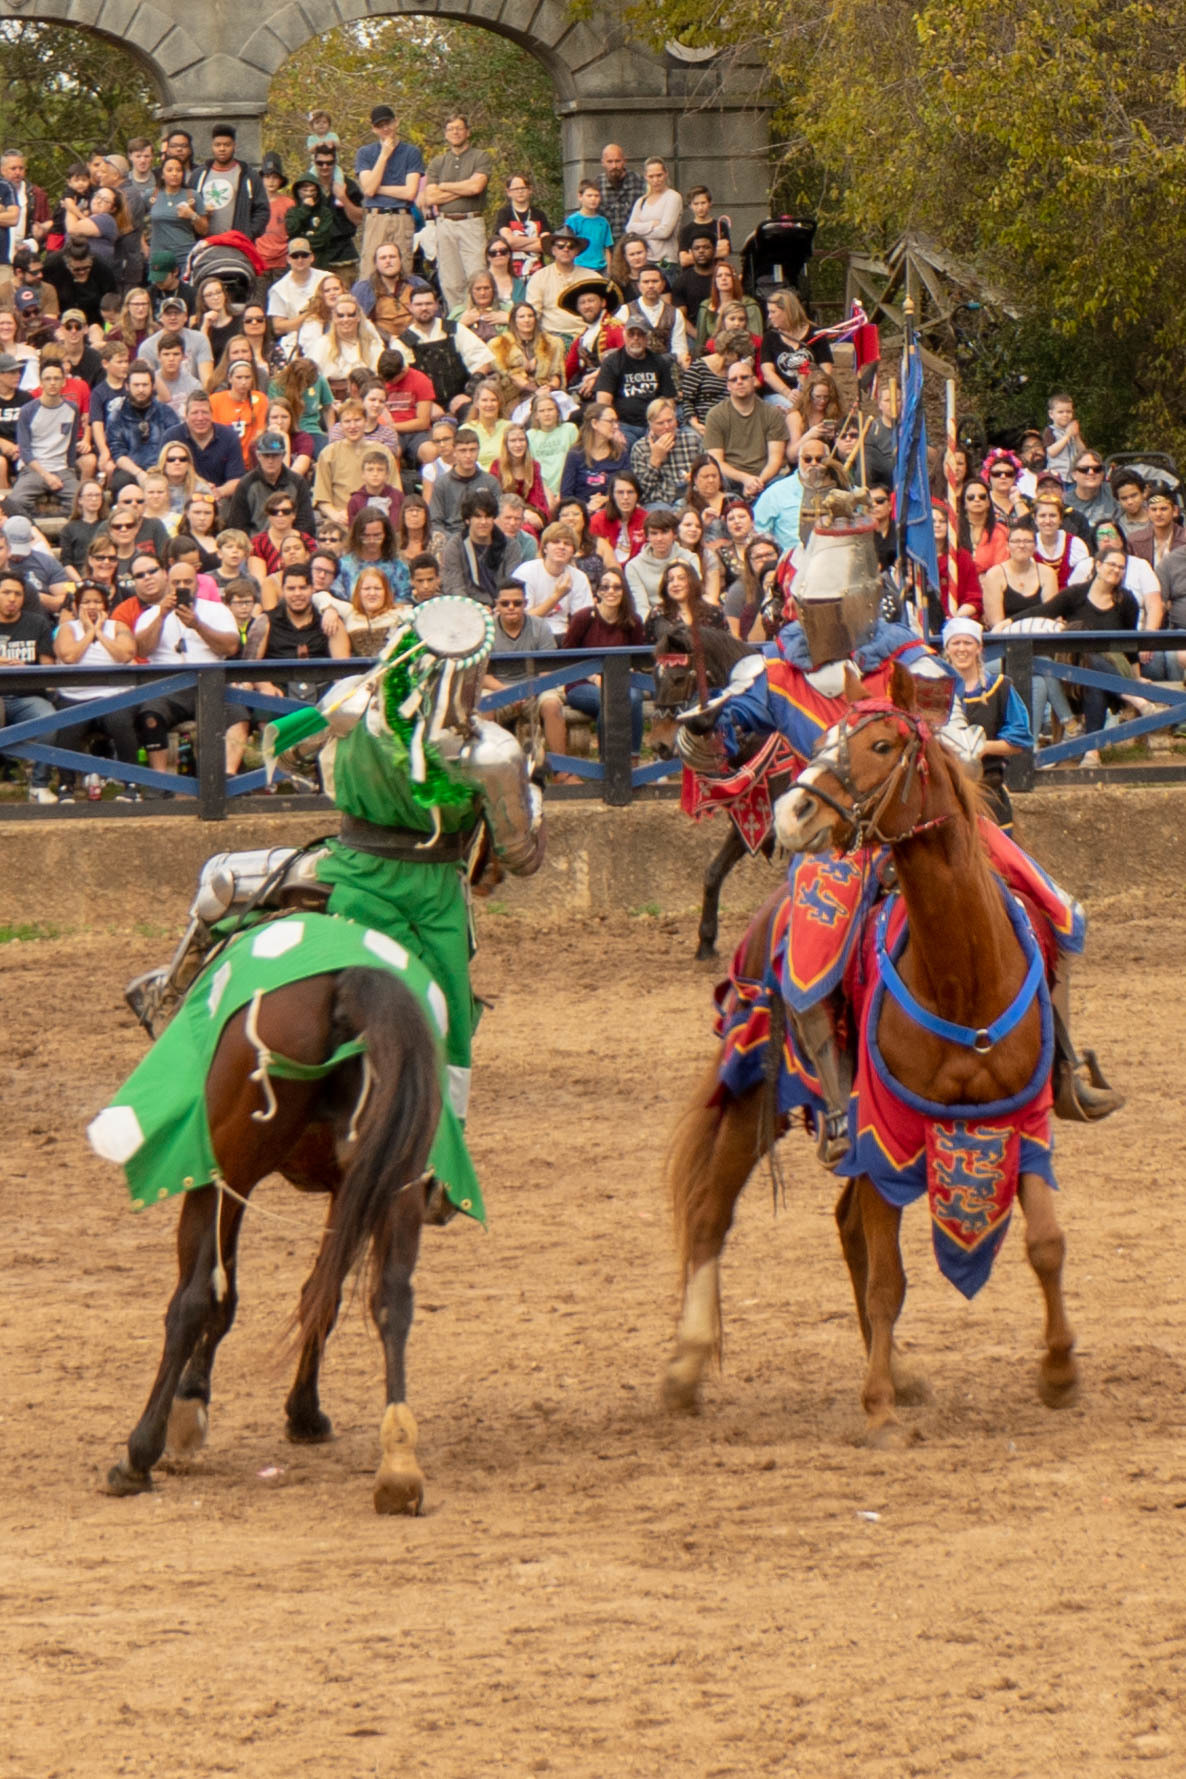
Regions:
[[920, 728, 998, 891]]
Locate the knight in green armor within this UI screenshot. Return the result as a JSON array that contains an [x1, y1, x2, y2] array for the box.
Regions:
[[125, 596, 546, 1136]]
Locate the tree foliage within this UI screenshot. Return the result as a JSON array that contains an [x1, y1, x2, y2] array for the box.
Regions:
[[266, 21, 564, 218], [0, 22, 157, 194], [644, 1, 1186, 449]]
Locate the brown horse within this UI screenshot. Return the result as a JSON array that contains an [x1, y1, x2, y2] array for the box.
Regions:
[[664, 663, 1079, 1445], [106, 967, 442, 1513]]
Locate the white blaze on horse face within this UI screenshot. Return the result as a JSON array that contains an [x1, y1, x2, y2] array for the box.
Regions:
[[775, 726, 845, 851]]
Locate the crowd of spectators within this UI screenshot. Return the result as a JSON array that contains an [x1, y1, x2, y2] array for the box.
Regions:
[[0, 114, 1181, 799]]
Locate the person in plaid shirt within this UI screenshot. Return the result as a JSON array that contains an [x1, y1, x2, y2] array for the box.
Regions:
[[630, 397, 701, 506], [597, 145, 646, 243]]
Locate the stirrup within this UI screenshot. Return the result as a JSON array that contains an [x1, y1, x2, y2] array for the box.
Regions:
[[814, 1107, 850, 1171], [1052, 1048, 1125, 1123], [125, 967, 173, 1038]]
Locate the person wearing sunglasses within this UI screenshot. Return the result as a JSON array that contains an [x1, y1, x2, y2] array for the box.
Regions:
[[483, 238, 524, 308], [54, 308, 102, 385], [309, 143, 365, 282], [981, 448, 1029, 523], [266, 236, 328, 337], [225, 429, 316, 536], [249, 487, 317, 576], [1065, 454, 1121, 530], [750, 436, 833, 554]]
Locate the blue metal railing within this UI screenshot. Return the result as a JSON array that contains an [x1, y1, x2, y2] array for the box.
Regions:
[[0, 647, 680, 818], [4, 631, 1184, 818]]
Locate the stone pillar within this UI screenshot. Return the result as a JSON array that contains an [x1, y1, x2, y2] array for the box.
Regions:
[[558, 43, 772, 250]]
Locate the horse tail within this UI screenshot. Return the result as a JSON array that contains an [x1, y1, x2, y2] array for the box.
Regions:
[[297, 967, 441, 1351]]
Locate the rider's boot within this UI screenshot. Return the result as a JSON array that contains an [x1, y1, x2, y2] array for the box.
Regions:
[[1050, 960, 1124, 1122], [790, 995, 854, 1170]]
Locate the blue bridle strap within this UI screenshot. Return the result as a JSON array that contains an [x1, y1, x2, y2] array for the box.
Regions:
[[874, 888, 1045, 1055]]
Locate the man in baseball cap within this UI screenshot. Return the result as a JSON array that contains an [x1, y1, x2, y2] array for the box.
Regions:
[[137, 294, 214, 387], [0, 353, 32, 488], [593, 312, 679, 446], [355, 103, 424, 284], [225, 428, 317, 535], [147, 248, 196, 323]]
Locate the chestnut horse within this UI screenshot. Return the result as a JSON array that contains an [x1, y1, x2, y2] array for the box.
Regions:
[[664, 664, 1079, 1445], [106, 967, 442, 1513]]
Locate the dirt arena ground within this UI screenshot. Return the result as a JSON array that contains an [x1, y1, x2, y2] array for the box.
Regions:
[[3, 887, 1184, 1777]]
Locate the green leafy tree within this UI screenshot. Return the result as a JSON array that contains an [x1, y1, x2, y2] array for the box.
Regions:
[[0, 22, 157, 196], [266, 21, 563, 219], [641, 1, 1186, 450]]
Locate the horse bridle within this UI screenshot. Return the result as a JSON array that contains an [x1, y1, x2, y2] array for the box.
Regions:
[[797, 702, 950, 850]]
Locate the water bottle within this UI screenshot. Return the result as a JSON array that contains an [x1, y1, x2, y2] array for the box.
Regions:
[[177, 734, 196, 776], [84, 773, 103, 801]]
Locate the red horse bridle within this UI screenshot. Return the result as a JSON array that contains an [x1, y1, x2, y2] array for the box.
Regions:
[[797, 700, 951, 850]]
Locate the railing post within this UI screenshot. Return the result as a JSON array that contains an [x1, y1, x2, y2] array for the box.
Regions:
[[197, 666, 227, 821], [601, 652, 633, 806], [1003, 638, 1035, 791]]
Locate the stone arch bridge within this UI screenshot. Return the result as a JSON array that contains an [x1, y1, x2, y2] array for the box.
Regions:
[[1, 0, 771, 232]]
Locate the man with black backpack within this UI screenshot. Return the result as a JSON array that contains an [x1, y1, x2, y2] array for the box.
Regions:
[[399, 287, 493, 415]]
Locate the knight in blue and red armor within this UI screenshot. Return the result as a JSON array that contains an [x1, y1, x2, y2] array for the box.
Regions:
[[676, 504, 1121, 1167]]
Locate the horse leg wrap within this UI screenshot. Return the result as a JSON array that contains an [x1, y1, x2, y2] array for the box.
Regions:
[[374, 1402, 424, 1516], [790, 997, 854, 1168]]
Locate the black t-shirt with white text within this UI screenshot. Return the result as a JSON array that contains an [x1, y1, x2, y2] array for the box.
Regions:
[[0, 609, 55, 663], [593, 347, 678, 428]]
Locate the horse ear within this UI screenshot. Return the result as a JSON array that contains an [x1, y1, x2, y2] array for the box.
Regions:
[[889, 660, 918, 711], [842, 664, 863, 704]]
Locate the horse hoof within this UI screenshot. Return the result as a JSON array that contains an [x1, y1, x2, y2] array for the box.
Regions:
[[867, 1420, 910, 1452], [661, 1346, 708, 1415], [373, 1465, 424, 1516], [106, 1458, 153, 1497], [286, 1409, 334, 1444], [374, 1403, 424, 1515], [165, 1396, 209, 1457], [1038, 1364, 1080, 1410], [694, 942, 718, 963]]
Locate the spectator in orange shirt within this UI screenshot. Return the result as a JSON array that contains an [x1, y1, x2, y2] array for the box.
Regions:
[[210, 360, 268, 460]]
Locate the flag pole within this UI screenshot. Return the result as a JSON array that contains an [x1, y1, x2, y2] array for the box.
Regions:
[[945, 378, 959, 618], [896, 298, 913, 614]]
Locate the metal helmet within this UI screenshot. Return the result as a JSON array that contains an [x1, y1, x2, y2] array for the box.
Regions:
[[363, 594, 496, 787], [409, 595, 496, 740], [792, 504, 882, 669]]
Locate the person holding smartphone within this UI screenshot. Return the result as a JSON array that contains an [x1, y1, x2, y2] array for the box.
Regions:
[[787, 371, 844, 466]]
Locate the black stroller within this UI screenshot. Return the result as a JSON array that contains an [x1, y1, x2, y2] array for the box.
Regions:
[[740, 217, 817, 308]]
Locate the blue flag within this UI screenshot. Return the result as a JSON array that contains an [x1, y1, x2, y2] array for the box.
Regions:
[[893, 344, 940, 590]]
